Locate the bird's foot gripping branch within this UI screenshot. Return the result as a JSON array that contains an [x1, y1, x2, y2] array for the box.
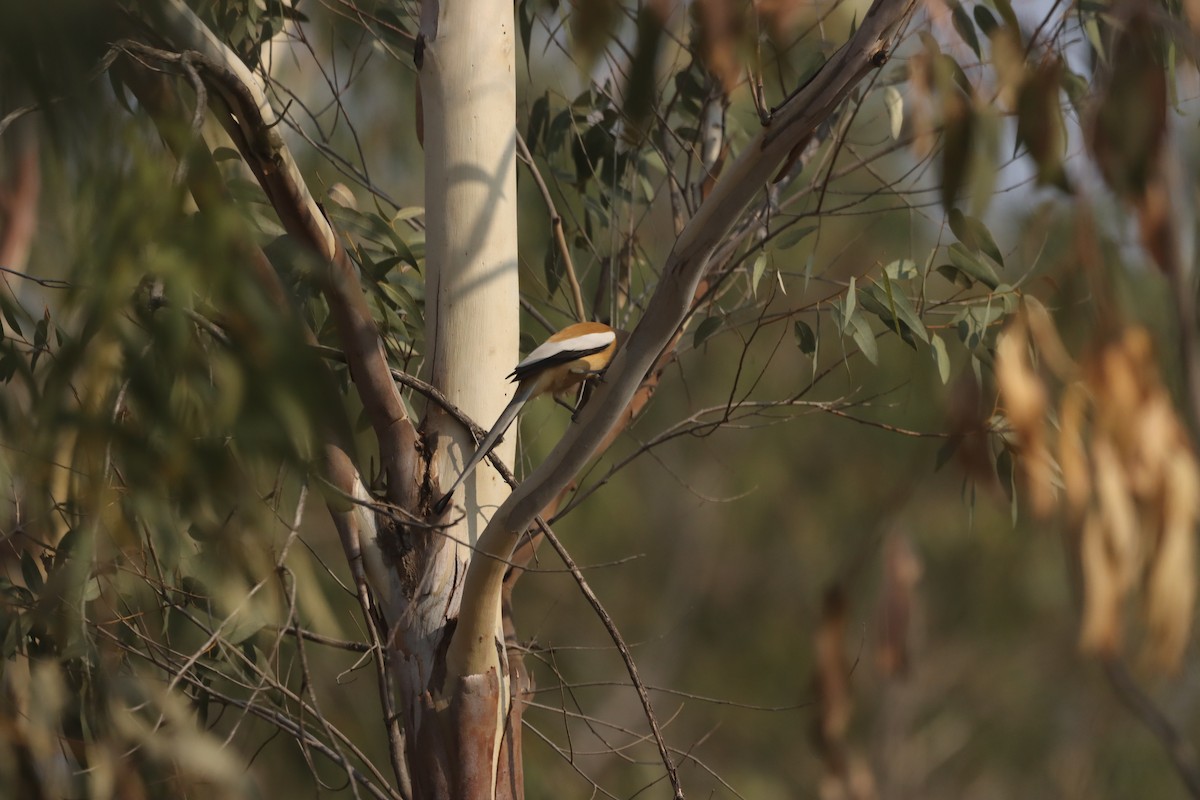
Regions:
[[433, 322, 619, 515]]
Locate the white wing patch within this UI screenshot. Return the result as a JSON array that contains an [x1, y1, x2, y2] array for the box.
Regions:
[[515, 330, 616, 370]]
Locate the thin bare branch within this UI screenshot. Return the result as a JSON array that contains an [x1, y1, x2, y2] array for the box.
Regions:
[[534, 519, 682, 798], [322, 444, 413, 799], [269, 626, 371, 653], [1102, 657, 1200, 798], [96, 624, 400, 800], [517, 130, 587, 322]]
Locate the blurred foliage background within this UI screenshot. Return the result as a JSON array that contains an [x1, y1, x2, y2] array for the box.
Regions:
[[2, 0, 1200, 798]]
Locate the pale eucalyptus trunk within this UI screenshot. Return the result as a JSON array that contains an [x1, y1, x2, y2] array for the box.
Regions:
[[392, 0, 523, 796]]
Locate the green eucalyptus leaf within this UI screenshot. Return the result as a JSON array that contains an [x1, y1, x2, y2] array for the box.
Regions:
[[879, 277, 929, 343], [544, 246, 563, 298], [884, 259, 920, 281], [884, 87, 904, 140], [935, 436, 961, 471], [948, 209, 1004, 266], [773, 225, 817, 252], [846, 312, 878, 365], [930, 332, 951, 383], [518, 0, 534, 65], [993, 0, 1020, 32], [794, 320, 816, 354], [750, 252, 767, 298], [20, 551, 42, 594], [843, 276, 857, 332], [693, 316, 723, 348], [973, 6, 999, 37], [946, 243, 1000, 289], [950, 1, 981, 58]]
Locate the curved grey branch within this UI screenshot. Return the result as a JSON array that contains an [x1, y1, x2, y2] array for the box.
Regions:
[[446, 0, 919, 683]]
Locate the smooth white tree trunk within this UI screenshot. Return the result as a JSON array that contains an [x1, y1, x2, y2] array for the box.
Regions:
[[397, 0, 520, 794]]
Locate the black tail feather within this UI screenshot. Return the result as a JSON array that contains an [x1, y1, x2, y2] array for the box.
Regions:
[[432, 386, 532, 514]]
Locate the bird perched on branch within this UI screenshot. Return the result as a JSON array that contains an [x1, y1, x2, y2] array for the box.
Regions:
[[433, 321, 620, 514]]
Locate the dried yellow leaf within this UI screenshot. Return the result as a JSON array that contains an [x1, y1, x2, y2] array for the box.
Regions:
[[1093, 437, 1141, 592], [1080, 511, 1122, 655], [1058, 382, 1091, 516], [1144, 451, 1199, 669]]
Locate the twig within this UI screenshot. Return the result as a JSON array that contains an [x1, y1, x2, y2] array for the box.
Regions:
[[0, 265, 67, 290], [180, 306, 231, 345], [269, 626, 371, 652], [816, 405, 951, 437], [99, 594, 403, 800], [288, 565, 365, 800], [311, 343, 487, 438], [520, 295, 558, 333], [322, 445, 414, 799], [356, 572, 413, 800], [98, 622, 399, 800], [535, 519, 684, 799], [517, 131, 587, 322], [174, 52, 206, 187], [1102, 657, 1200, 798], [0, 104, 39, 140], [276, 487, 363, 799]]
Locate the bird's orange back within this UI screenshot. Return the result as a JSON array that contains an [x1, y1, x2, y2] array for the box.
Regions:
[[510, 321, 618, 395]]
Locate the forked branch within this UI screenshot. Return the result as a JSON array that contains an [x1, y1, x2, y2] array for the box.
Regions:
[[446, 0, 918, 790], [145, 1, 420, 507], [453, 0, 917, 675]]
